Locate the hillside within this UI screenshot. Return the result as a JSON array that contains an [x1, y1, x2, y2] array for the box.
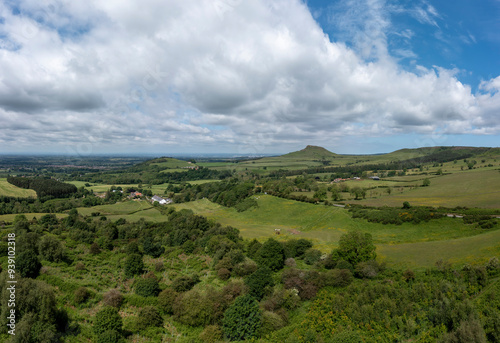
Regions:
[[281, 145, 338, 160]]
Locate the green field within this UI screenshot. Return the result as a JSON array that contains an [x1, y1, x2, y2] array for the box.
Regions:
[[75, 200, 168, 222], [348, 168, 500, 208], [68, 181, 171, 195], [173, 195, 500, 267], [0, 178, 37, 198]]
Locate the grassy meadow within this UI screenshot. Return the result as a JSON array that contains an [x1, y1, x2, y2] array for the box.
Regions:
[[0, 177, 37, 198], [172, 195, 500, 267]]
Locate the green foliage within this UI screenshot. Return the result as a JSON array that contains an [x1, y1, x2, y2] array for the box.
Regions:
[[283, 238, 313, 259], [134, 277, 160, 297], [403, 201, 411, 209], [17, 250, 41, 278], [124, 253, 144, 278], [422, 178, 431, 187], [143, 236, 164, 257], [38, 235, 65, 262], [222, 295, 262, 341], [0, 275, 60, 337], [157, 288, 179, 314], [97, 330, 125, 343], [173, 288, 224, 327], [256, 238, 285, 271], [200, 325, 223, 343], [136, 306, 163, 328], [304, 248, 322, 265], [171, 275, 199, 292], [332, 231, 376, 266], [93, 307, 123, 336], [245, 266, 274, 300], [103, 289, 123, 308], [74, 287, 90, 304]]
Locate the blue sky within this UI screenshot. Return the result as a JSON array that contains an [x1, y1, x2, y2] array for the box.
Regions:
[[0, 0, 499, 156]]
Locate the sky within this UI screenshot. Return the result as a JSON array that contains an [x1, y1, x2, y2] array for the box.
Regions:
[[0, 0, 499, 156]]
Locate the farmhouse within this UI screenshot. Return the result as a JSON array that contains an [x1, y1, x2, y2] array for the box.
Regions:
[[151, 195, 172, 205]]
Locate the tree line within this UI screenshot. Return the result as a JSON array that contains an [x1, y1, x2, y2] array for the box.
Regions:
[[7, 176, 77, 199]]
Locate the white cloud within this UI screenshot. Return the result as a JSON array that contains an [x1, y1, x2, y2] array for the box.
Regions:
[[0, 0, 498, 154]]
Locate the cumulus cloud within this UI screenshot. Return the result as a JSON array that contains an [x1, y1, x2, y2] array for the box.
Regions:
[[0, 0, 498, 154]]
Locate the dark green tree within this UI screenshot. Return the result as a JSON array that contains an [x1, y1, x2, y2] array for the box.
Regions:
[[134, 277, 160, 297], [256, 238, 285, 271], [93, 307, 123, 336], [222, 295, 262, 341], [245, 266, 274, 300], [38, 236, 65, 262], [136, 306, 163, 328], [143, 236, 164, 258], [17, 250, 41, 278], [124, 254, 144, 278], [332, 231, 376, 266]]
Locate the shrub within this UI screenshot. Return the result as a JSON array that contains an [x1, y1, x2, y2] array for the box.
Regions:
[[355, 260, 381, 279], [233, 260, 258, 277], [90, 242, 101, 254], [217, 268, 231, 281], [126, 241, 141, 255], [103, 289, 123, 308], [17, 250, 41, 278], [336, 260, 354, 271], [200, 325, 223, 343], [154, 261, 164, 272], [136, 306, 163, 328], [332, 231, 376, 266], [39, 236, 65, 262], [97, 330, 124, 343], [260, 311, 286, 335], [124, 253, 144, 278], [256, 238, 285, 271], [304, 248, 322, 265], [173, 288, 220, 326], [323, 269, 353, 287], [171, 275, 199, 292], [285, 257, 296, 267], [134, 278, 160, 297], [245, 266, 274, 300], [157, 288, 178, 314], [74, 262, 86, 271], [93, 307, 123, 336], [222, 295, 262, 341], [143, 237, 165, 258], [74, 287, 90, 304]]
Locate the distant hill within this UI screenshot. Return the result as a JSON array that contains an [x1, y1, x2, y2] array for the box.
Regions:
[[281, 145, 338, 160]]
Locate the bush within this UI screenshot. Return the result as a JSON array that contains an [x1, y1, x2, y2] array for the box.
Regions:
[[124, 253, 144, 278], [74, 287, 90, 304], [103, 289, 124, 308], [304, 248, 322, 265], [336, 260, 354, 271], [323, 269, 354, 287], [143, 237, 165, 258], [173, 288, 221, 326], [39, 236, 65, 262], [285, 257, 297, 267], [94, 307, 123, 336], [157, 288, 178, 314], [171, 275, 199, 292], [233, 260, 258, 277], [136, 306, 163, 328], [256, 238, 285, 271], [217, 268, 231, 281], [260, 311, 286, 335], [200, 325, 223, 343], [97, 329, 124, 343], [134, 277, 160, 297], [222, 295, 262, 341], [74, 262, 86, 271], [17, 250, 41, 278], [245, 266, 274, 300], [154, 261, 164, 272], [332, 231, 376, 266], [90, 242, 101, 254]]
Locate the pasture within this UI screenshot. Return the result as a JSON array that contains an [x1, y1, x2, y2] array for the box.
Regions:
[[0, 178, 37, 198], [173, 195, 500, 267]]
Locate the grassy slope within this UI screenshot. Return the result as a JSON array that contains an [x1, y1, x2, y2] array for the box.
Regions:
[[0, 178, 37, 198], [350, 168, 500, 208], [173, 195, 500, 267]]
